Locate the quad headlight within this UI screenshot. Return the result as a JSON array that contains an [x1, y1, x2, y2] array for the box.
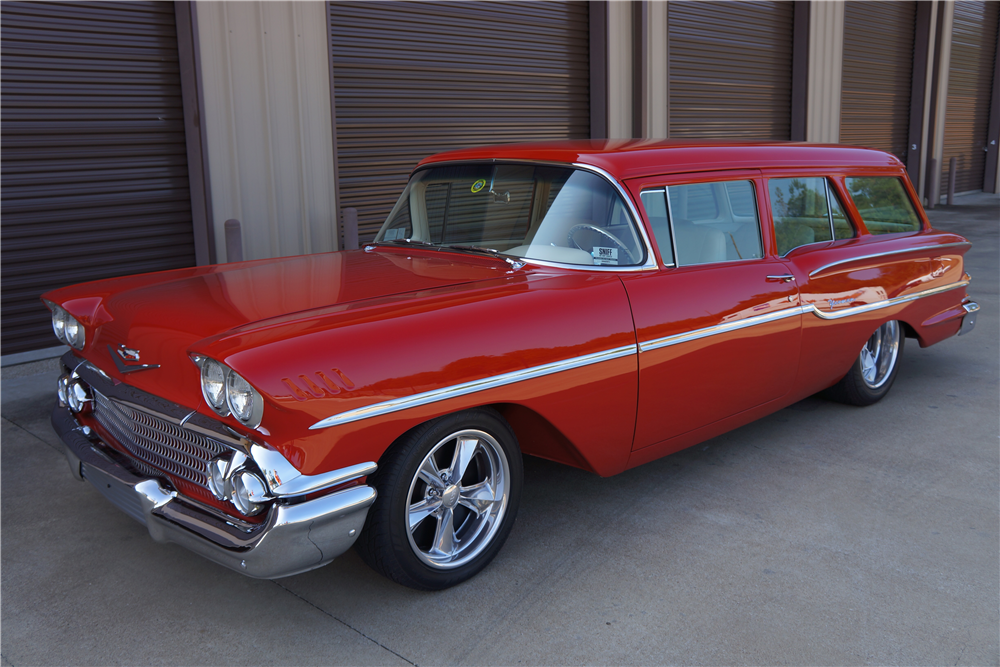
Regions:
[[44, 300, 85, 350], [195, 356, 264, 428]]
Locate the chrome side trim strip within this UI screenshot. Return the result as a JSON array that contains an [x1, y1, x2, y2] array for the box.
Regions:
[[639, 280, 971, 350], [310, 280, 969, 430], [639, 306, 804, 353], [808, 242, 972, 277], [310, 344, 638, 430], [808, 279, 971, 320]]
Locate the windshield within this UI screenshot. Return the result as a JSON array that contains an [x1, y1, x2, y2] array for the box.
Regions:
[[374, 163, 646, 267]]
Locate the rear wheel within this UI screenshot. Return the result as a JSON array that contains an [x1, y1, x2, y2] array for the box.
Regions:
[[825, 320, 904, 406], [355, 408, 522, 590]]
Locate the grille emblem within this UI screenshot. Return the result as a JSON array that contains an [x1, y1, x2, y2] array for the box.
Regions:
[[117, 345, 142, 362], [108, 344, 160, 374]]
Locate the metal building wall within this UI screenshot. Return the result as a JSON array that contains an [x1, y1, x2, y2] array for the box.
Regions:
[[941, 0, 1000, 196], [328, 1, 591, 243], [1, 1, 197, 355], [840, 1, 917, 162], [195, 1, 339, 262], [668, 0, 795, 139]]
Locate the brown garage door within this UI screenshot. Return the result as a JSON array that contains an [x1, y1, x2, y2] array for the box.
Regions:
[[1, 1, 196, 355], [668, 0, 794, 139], [329, 1, 590, 243], [942, 1, 1000, 196], [840, 1, 917, 162]]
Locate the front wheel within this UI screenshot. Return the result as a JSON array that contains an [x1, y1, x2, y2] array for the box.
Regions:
[[825, 320, 904, 406], [355, 408, 522, 590]]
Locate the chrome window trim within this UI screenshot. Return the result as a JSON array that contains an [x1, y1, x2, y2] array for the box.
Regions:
[[825, 178, 836, 240], [808, 242, 972, 277], [402, 159, 660, 272], [309, 343, 639, 430], [640, 187, 679, 267], [309, 278, 969, 431]]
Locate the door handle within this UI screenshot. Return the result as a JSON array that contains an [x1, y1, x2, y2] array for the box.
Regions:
[[766, 274, 795, 283]]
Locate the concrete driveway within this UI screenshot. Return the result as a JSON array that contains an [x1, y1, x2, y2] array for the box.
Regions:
[[2, 195, 997, 666]]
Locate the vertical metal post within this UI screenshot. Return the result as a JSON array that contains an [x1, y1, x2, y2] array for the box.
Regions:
[[590, 1, 609, 140], [947, 156, 957, 205], [927, 158, 939, 209], [225, 219, 244, 262], [342, 208, 359, 250]]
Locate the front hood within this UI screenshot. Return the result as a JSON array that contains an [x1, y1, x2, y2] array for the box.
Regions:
[[48, 248, 509, 405]]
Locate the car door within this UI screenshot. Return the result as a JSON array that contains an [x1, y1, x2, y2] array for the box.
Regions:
[[621, 170, 802, 456]]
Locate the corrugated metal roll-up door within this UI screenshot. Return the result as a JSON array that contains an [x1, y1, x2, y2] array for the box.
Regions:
[[1, 1, 196, 355], [329, 1, 590, 243], [942, 1, 1000, 196], [668, 0, 794, 139], [840, 2, 916, 162]]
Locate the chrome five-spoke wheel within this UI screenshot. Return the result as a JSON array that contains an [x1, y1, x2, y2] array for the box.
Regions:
[[859, 320, 900, 389], [406, 429, 510, 569], [826, 319, 905, 406], [355, 408, 522, 590]]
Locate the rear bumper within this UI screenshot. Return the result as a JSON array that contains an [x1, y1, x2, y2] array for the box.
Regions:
[[959, 301, 979, 336], [53, 405, 375, 579]]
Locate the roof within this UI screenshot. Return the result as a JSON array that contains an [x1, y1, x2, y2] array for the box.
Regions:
[[417, 140, 905, 180]]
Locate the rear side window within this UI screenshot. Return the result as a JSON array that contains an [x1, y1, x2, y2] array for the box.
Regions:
[[768, 177, 855, 255], [844, 177, 921, 235], [641, 181, 763, 267]]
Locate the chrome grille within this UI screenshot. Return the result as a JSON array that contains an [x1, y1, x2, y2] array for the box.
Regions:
[[93, 391, 227, 489]]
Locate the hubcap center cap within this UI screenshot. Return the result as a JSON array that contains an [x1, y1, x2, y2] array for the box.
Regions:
[[441, 484, 459, 509]]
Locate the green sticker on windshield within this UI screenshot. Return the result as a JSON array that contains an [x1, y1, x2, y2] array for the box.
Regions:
[[471, 179, 486, 193]]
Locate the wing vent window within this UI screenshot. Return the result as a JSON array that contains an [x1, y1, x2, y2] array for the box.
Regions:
[[768, 177, 856, 255], [844, 177, 921, 235]]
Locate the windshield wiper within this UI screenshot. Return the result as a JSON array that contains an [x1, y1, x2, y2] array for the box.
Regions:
[[447, 244, 501, 255], [370, 238, 438, 247]]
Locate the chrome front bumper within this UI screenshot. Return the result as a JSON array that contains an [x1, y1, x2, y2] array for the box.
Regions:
[[53, 405, 375, 579]]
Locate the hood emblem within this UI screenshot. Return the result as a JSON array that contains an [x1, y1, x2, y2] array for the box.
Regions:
[[117, 345, 142, 362], [108, 344, 160, 374]]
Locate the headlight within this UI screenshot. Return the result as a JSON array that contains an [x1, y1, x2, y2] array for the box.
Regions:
[[226, 371, 257, 423], [196, 356, 264, 428], [45, 301, 85, 350], [200, 359, 228, 414]]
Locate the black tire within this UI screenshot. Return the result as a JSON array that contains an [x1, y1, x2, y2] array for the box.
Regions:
[[825, 320, 905, 406], [355, 407, 522, 590]]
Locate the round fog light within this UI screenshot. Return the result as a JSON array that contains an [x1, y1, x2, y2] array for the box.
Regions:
[[208, 457, 230, 500], [231, 471, 269, 516], [67, 381, 91, 413], [57, 376, 70, 407]]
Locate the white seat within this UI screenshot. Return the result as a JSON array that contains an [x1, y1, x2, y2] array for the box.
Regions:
[[672, 220, 727, 265]]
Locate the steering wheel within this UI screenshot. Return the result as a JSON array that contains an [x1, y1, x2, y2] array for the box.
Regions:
[[567, 224, 638, 265]]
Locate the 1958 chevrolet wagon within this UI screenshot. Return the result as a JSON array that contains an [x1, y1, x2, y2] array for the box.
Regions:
[[46, 141, 978, 590]]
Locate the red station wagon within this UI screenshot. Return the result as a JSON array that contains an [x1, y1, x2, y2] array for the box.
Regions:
[[46, 141, 978, 590]]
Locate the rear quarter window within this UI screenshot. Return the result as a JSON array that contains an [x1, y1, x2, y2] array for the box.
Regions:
[[844, 177, 921, 235]]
